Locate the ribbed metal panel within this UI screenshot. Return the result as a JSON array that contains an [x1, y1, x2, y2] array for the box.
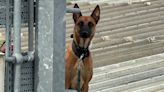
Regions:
[[0, 0, 29, 27], [20, 62, 34, 92]]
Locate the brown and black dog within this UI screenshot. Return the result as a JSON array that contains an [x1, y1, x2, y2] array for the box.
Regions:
[[65, 4, 100, 92]]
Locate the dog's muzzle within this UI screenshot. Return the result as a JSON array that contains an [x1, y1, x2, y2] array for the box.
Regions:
[[79, 25, 91, 38]]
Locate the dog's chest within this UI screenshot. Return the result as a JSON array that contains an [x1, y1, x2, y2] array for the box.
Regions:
[[71, 61, 87, 78], [70, 61, 87, 88]]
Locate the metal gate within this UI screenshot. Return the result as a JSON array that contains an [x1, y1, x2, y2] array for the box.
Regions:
[[1, 0, 35, 92], [0, 0, 80, 92]]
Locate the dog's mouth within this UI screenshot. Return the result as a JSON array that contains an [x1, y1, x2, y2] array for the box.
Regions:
[[79, 37, 91, 49]]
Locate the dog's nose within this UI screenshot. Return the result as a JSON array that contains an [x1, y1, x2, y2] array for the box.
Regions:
[[80, 31, 90, 38]]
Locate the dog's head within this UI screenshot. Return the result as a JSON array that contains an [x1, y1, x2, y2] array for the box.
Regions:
[[72, 4, 100, 48]]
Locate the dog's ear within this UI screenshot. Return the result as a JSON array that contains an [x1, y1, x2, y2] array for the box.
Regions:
[[73, 3, 82, 23], [91, 5, 100, 24]]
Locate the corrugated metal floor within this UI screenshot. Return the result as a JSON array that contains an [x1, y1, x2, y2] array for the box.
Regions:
[[66, 0, 164, 67], [68, 0, 164, 91], [0, 0, 164, 91]]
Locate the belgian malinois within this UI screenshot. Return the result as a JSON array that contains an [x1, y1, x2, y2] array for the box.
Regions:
[[65, 3, 100, 92]]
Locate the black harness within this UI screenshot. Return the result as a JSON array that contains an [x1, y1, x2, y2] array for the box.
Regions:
[[72, 40, 89, 60]]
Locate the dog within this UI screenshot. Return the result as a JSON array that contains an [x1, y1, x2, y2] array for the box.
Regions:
[[65, 3, 100, 92]]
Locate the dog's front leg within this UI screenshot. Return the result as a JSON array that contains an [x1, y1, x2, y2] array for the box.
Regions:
[[81, 83, 89, 92], [65, 69, 71, 89], [65, 59, 71, 89]]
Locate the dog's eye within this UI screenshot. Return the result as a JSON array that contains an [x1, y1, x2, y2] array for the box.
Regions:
[[78, 21, 84, 27], [88, 22, 93, 28]]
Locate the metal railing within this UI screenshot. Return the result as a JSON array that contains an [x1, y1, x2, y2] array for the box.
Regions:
[[3, 0, 80, 92], [4, 0, 34, 92]]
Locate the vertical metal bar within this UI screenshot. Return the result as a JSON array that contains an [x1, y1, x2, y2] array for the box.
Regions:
[[53, 0, 66, 91], [34, 0, 38, 91], [28, 0, 34, 51], [26, 1, 35, 92], [34, 0, 65, 92], [5, 0, 11, 58], [13, 0, 21, 54], [13, 64, 21, 92], [13, 0, 22, 92], [35, 0, 55, 91], [5, 0, 13, 92]]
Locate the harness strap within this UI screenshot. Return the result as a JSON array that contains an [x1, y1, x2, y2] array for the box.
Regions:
[[77, 54, 84, 92], [72, 40, 89, 60]]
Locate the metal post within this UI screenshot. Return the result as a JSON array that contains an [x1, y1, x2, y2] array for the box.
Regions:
[[28, 0, 34, 51], [13, 0, 22, 92], [5, 0, 14, 92], [34, 0, 65, 92], [53, 0, 66, 91], [5, 0, 11, 58], [13, 0, 21, 54]]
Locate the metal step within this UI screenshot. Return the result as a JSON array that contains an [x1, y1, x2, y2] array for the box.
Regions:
[[122, 81, 164, 92], [90, 67, 164, 91], [89, 53, 164, 91], [156, 89, 164, 92], [97, 75, 164, 92], [93, 53, 164, 74]]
